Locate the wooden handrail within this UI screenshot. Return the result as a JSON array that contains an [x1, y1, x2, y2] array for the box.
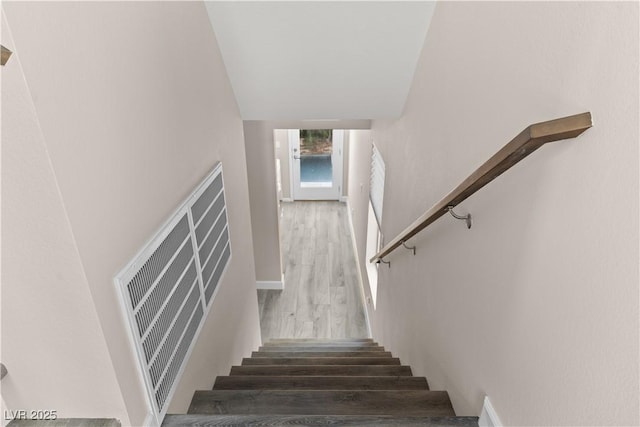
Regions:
[[370, 112, 593, 263], [1, 45, 12, 66]]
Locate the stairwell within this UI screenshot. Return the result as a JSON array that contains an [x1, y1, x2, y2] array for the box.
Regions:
[[163, 338, 478, 426]]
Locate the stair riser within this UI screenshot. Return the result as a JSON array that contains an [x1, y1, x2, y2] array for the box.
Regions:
[[242, 357, 400, 366], [258, 346, 386, 352], [213, 376, 429, 390], [229, 365, 412, 376], [252, 351, 393, 358]]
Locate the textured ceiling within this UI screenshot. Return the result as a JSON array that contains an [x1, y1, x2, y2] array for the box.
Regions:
[[205, 1, 435, 120]]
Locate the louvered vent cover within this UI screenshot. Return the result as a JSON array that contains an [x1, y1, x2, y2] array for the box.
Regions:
[[115, 163, 231, 425]]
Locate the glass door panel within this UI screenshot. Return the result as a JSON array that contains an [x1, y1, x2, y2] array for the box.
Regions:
[[291, 129, 343, 200], [300, 129, 333, 188]]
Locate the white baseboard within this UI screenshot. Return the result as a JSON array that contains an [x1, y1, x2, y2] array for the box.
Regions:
[[257, 279, 284, 290], [479, 396, 503, 427]]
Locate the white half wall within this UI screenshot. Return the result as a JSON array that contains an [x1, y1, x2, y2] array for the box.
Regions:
[[345, 130, 374, 311]]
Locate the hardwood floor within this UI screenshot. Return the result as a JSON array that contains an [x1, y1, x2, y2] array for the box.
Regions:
[[257, 201, 368, 340]]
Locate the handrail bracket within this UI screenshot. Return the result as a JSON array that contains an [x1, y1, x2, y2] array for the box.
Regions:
[[447, 206, 472, 229], [377, 259, 391, 268], [401, 240, 416, 255]]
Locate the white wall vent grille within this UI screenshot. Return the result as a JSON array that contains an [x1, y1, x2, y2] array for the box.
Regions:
[[115, 163, 231, 426]]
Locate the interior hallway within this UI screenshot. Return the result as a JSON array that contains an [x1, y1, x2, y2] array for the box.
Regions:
[[257, 201, 369, 340]]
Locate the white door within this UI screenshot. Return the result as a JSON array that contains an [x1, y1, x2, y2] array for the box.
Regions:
[[290, 129, 343, 200]]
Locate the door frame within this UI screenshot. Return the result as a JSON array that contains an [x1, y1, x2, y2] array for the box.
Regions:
[[289, 129, 343, 201]]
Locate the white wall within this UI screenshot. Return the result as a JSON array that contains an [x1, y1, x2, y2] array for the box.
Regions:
[[244, 121, 284, 283], [355, 2, 638, 426], [1, 11, 129, 424], [2, 2, 261, 424]]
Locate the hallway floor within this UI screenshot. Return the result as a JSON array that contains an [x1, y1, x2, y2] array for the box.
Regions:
[[257, 201, 369, 340]]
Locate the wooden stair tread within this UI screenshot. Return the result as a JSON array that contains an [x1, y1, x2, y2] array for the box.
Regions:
[[213, 375, 429, 390], [163, 414, 479, 426], [252, 351, 393, 358], [230, 365, 412, 376], [258, 346, 386, 352], [242, 357, 401, 365], [188, 390, 455, 416]]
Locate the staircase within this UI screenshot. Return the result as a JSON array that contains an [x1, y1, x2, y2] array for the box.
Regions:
[[163, 338, 478, 426]]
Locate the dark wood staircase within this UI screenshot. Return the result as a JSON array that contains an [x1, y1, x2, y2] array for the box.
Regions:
[[163, 339, 478, 426]]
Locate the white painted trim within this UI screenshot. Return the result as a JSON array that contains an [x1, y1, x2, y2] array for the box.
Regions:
[[479, 396, 503, 427], [345, 199, 373, 338], [333, 130, 344, 201], [257, 280, 284, 290], [340, 196, 348, 203], [115, 269, 163, 426], [280, 197, 294, 203], [288, 129, 298, 200], [143, 412, 158, 427]]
